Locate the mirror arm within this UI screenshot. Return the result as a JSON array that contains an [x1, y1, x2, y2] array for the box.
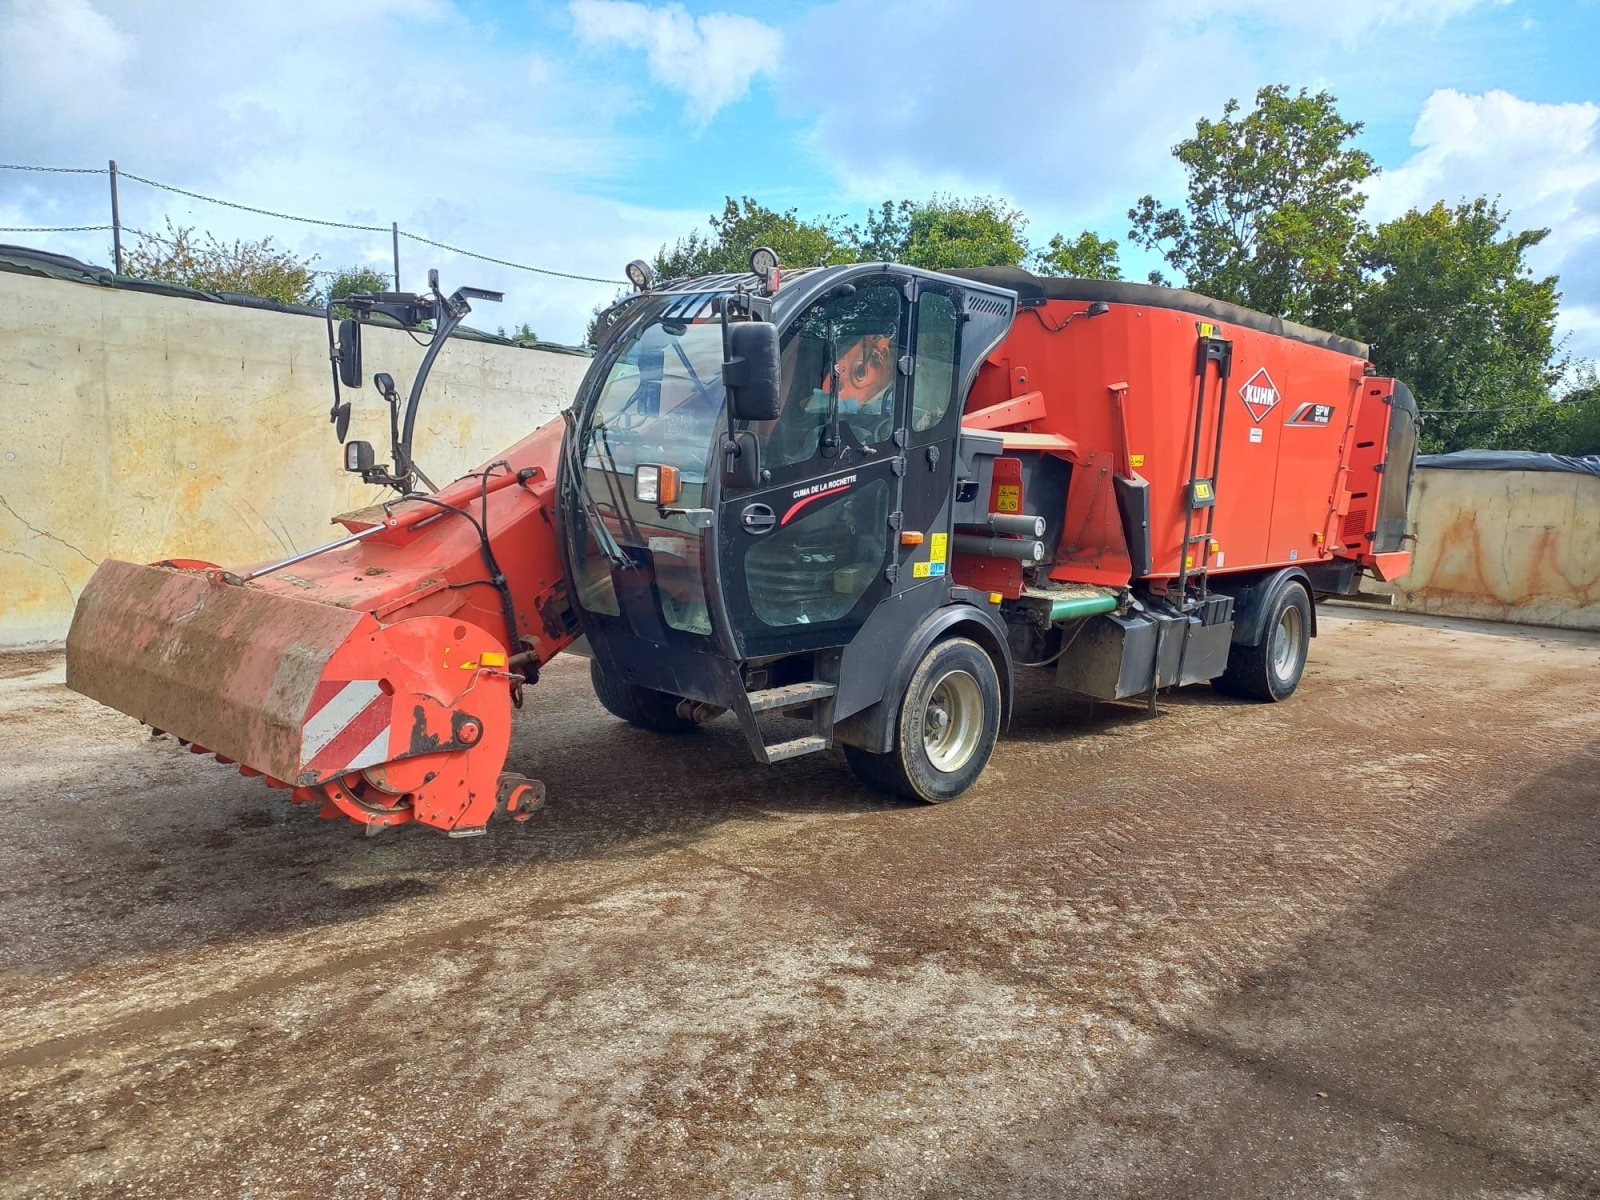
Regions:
[[395, 296, 470, 492], [324, 299, 344, 425]]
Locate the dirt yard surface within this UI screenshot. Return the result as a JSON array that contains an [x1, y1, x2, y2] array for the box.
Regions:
[[1, 610, 1596, 1199]]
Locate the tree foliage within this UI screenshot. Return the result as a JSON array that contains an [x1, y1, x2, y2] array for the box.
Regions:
[[323, 265, 391, 303], [124, 217, 320, 306], [652, 196, 848, 279], [1129, 85, 1375, 327], [1031, 230, 1122, 279], [845, 195, 1029, 271], [630, 95, 1591, 454], [321, 264, 392, 318], [1355, 198, 1567, 453]]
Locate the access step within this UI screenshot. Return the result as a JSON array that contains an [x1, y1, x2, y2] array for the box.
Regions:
[[745, 681, 837, 712], [762, 735, 828, 763]]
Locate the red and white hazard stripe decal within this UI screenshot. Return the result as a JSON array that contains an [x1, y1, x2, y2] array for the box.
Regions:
[[302, 679, 392, 776]]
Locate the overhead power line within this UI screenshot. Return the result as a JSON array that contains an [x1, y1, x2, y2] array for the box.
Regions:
[[0, 163, 108, 175], [0, 161, 626, 286], [117, 170, 392, 234], [0, 224, 113, 233], [1417, 398, 1593, 415]]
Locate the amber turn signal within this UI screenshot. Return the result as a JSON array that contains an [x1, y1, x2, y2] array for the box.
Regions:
[[635, 464, 681, 506], [900, 531, 925, 546]]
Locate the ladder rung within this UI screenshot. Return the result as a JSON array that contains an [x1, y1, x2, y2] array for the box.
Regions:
[[746, 681, 837, 713], [763, 735, 827, 763]]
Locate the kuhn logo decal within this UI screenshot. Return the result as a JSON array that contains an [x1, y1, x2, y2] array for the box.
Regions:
[[1238, 368, 1281, 423]]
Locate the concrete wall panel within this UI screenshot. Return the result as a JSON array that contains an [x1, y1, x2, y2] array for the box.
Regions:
[[0, 273, 589, 646], [1374, 467, 1600, 631]]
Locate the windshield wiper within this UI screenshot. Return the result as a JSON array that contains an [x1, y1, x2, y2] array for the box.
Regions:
[[562, 410, 630, 567], [592, 420, 646, 545]]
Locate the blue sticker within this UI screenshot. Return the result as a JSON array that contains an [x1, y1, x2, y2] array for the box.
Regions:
[[930, 562, 946, 576], [1288, 550, 1298, 560]]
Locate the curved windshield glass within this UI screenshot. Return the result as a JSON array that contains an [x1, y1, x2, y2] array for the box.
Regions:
[[568, 298, 727, 635]]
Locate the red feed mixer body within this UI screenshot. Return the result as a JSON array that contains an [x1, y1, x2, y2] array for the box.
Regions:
[[955, 288, 1410, 599]]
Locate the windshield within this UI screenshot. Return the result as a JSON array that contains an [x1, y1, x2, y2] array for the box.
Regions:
[[582, 309, 725, 483], [567, 297, 728, 635]]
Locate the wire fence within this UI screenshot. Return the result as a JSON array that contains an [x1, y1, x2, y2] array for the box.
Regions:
[[0, 160, 627, 286]]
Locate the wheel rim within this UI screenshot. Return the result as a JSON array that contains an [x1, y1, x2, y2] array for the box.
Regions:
[[922, 669, 983, 773], [1271, 604, 1304, 681]]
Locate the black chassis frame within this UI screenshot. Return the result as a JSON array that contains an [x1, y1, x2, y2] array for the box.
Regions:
[[559, 262, 1021, 759]]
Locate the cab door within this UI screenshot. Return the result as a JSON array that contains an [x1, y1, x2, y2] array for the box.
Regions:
[[714, 277, 910, 660]]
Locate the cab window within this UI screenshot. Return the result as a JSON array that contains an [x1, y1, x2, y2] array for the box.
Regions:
[[910, 290, 960, 435], [751, 282, 904, 472]]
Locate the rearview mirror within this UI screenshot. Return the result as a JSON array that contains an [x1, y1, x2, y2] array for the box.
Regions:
[[337, 319, 362, 388], [334, 402, 352, 444], [721, 429, 761, 490], [724, 321, 781, 422]]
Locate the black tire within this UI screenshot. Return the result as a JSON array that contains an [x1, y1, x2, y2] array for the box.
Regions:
[[1213, 582, 1311, 702], [843, 637, 1001, 803], [588, 659, 698, 733]]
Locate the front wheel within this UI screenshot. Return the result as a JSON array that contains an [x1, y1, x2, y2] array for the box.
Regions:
[[1213, 582, 1311, 702], [589, 659, 698, 733], [844, 637, 1001, 803]]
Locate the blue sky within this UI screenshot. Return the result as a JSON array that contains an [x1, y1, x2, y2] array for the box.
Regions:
[[2, 0, 1597, 359]]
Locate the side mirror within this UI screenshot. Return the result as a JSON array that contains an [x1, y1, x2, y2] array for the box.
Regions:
[[333, 402, 352, 444], [721, 429, 761, 490], [724, 321, 781, 422], [337, 319, 362, 388]]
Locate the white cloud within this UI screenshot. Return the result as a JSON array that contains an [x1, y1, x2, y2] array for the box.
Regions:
[[0, 0, 698, 343], [568, 0, 780, 124], [775, 0, 1509, 248], [1369, 89, 1600, 358]]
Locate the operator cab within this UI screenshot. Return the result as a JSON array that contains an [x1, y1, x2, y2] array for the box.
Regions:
[[559, 255, 1020, 799]]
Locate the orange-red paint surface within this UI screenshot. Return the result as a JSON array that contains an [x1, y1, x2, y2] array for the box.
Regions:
[[959, 299, 1410, 592]]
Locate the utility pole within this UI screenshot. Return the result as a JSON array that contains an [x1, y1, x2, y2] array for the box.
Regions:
[[108, 160, 123, 275], [392, 222, 400, 290]]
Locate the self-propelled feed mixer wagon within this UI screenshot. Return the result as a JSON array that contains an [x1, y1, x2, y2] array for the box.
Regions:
[[67, 256, 1417, 835]]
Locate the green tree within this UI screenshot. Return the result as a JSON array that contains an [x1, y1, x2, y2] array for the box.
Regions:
[[895, 195, 1028, 271], [1129, 85, 1375, 326], [321, 264, 392, 317], [124, 217, 320, 305], [652, 196, 848, 279], [1354, 198, 1567, 453], [1543, 369, 1600, 456], [1030, 230, 1122, 279], [495, 321, 541, 345]]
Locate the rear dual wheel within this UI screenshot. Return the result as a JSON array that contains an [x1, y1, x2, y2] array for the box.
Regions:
[[1213, 581, 1311, 702], [844, 637, 1001, 804]]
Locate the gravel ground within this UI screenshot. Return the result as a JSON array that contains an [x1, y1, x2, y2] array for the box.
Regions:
[[0, 608, 1595, 1199]]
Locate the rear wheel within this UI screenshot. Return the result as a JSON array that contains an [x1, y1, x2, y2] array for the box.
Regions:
[[844, 637, 1001, 803], [589, 659, 698, 733], [1213, 582, 1311, 701]]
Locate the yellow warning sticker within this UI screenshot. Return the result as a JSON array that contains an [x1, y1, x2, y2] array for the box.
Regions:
[[913, 561, 932, 578], [1129, 453, 1145, 468], [1185, 554, 1194, 569], [996, 485, 1021, 513], [930, 532, 948, 563]]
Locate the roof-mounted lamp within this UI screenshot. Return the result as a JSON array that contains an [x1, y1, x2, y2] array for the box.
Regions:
[[749, 245, 780, 296], [625, 259, 654, 292]]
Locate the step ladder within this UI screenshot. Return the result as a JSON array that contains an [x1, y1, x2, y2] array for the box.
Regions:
[[1175, 333, 1233, 606], [730, 654, 840, 765], [1151, 332, 1233, 712]]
